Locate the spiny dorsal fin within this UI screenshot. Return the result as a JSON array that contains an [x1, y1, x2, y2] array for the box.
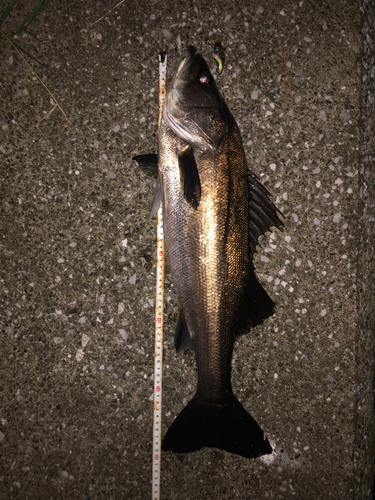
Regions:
[[233, 170, 285, 337], [247, 170, 285, 256]]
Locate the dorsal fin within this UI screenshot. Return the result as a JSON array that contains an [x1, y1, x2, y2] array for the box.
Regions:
[[247, 170, 285, 256], [235, 266, 276, 337], [233, 170, 285, 338]]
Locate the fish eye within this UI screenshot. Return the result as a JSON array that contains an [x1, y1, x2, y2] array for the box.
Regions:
[[199, 74, 210, 84]]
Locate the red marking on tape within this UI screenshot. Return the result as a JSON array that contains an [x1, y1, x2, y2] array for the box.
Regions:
[[155, 454, 159, 461], [156, 386, 160, 392]]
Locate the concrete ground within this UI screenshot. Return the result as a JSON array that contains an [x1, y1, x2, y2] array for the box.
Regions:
[[1, 0, 374, 498]]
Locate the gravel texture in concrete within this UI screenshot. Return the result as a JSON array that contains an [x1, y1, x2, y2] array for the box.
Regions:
[[1, 1, 374, 499]]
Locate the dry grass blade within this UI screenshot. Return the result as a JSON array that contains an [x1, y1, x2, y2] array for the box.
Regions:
[[88, 0, 126, 26], [1, 28, 69, 148], [36, 103, 59, 148], [5, 36, 48, 68]]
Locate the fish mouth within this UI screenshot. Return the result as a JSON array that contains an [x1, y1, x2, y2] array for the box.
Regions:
[[185, 45, 197, 63], [174, 46, 198, 82]]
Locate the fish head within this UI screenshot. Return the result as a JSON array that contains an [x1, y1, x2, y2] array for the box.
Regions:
[[163, 46, 229, 150]]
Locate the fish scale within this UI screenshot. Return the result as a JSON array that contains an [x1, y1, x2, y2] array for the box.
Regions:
[[159, 119, 248, 403]]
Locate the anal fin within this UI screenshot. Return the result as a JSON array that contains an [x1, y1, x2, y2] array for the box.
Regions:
[[174, 310, 195, 353]]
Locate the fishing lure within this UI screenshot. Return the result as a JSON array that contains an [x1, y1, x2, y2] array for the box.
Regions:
[[205, 39, 225, 74], [213, 39, 225, 74]]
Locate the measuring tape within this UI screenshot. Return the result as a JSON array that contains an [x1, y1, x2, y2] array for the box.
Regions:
[[152, 51, 167, 500], [158, 51, 167, 129]]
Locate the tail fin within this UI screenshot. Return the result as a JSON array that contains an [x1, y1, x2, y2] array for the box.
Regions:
[[162, 393, 272, 459]]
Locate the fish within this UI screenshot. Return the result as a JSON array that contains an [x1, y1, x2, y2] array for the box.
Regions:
[[134, 46, 284, 459]]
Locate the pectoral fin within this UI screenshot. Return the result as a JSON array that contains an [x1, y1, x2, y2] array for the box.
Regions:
[[132, 153, 158, 178], [178, 147, 201, 210]]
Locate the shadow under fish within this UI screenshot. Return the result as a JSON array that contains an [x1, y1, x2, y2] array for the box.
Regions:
[[133, 45, 284, 459]]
